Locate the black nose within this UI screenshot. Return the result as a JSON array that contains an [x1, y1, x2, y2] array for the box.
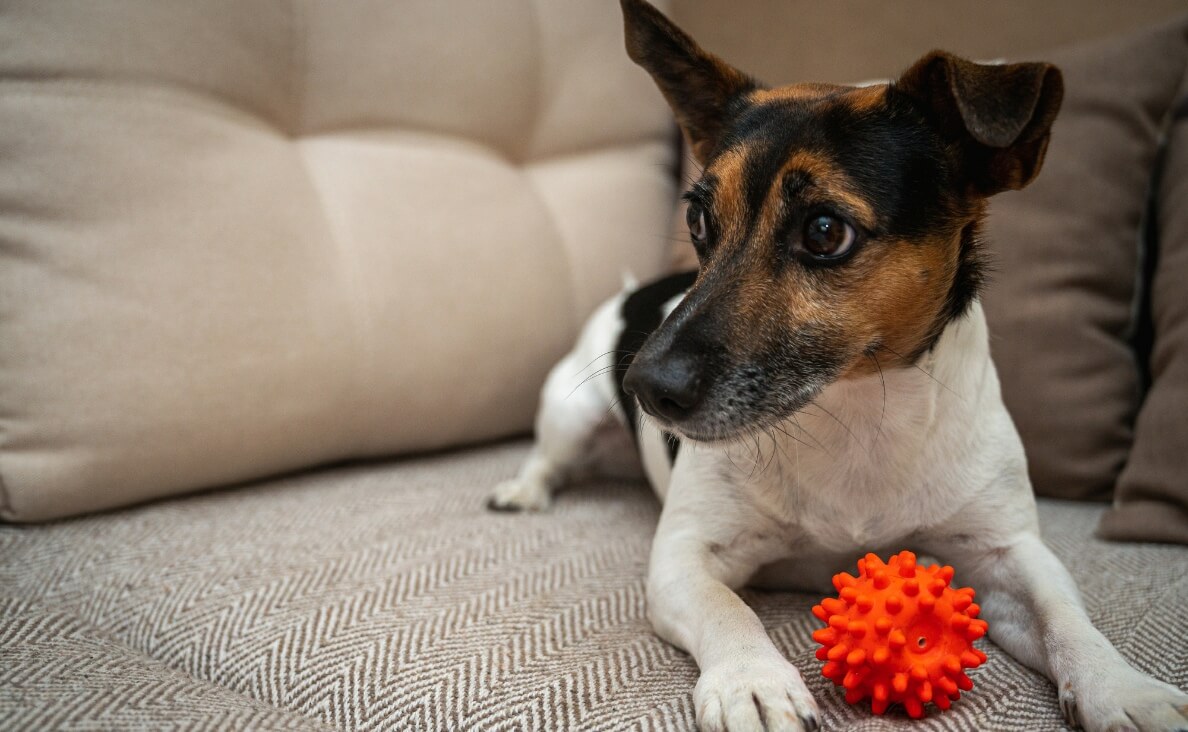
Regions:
[[623, 354, 706, 423]]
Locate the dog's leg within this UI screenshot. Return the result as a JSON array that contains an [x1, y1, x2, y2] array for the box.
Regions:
[[649, 490, 821, 732], [933, 531, 1188, 732], [489, 350, 616, 511], [490, 297, 626, 511]]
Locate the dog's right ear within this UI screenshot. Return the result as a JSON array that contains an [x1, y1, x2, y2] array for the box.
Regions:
[[896, 51, 1063, 195], [621, 0, 757, 163]]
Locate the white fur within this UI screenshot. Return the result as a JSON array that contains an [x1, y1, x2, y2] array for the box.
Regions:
[[494, 289, 1188, 732]]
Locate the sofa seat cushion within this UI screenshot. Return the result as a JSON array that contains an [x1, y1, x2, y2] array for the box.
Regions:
[[0, 0, 678, 522], [1, 442, 1185, 730]]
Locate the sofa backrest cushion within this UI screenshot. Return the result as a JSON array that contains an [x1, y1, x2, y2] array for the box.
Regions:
[[0, 0, 678, 521], [980, 17, 1188, 501], [1098, 74, 1188, 545]]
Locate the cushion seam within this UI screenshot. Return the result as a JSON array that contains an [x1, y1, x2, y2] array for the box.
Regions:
[[0, 78, 666, 166], [522, 0, 581, 331], [289, 0, 305, 136], [0, 79, 286, 133], [0, 455, 11, 520], [1129, 45, 1188, 394], [521, 168, 583, 333], [522, 0, 545, 164]]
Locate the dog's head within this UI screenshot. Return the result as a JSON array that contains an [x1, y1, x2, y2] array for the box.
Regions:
[[619, 0, 1062, 442]]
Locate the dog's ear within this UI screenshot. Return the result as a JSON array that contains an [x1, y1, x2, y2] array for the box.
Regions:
[[896, 51, 1063, 195], [620, 0, 757, 163]]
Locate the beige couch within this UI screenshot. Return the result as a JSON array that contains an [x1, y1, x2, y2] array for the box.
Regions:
[[2, 2, 1186, 730]]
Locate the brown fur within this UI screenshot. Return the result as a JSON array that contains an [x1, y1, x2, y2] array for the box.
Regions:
[[840, 84, 889, 114], [747, 84, 846, 105]]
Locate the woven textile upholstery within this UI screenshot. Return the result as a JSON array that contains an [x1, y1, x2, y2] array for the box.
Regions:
[[2, 442, 1185, 731]]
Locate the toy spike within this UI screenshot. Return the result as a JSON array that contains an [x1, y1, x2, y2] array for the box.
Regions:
[[811, 551, 988, 718]]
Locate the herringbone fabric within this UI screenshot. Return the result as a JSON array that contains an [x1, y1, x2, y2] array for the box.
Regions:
[[1, 442, 1185, 730]]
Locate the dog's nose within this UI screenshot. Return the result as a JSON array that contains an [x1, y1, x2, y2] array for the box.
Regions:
[[623, 354, 706, 423]]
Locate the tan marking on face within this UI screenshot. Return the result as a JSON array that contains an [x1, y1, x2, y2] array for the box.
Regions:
[[747, 83, 848, 105], [700, 147, 750, 246], [834, 228, 965, 376], [837, 84, 889, 114], [729, 228, 963, 384], [780, 151, 877, 230]]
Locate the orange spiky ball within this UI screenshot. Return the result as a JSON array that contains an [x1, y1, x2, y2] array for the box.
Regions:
[[811, 550, 989, 719]]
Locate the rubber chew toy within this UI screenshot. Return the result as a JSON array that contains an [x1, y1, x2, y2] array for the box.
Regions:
[[811, 551, 989, 718]]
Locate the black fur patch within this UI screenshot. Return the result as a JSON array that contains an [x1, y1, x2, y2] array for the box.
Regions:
[[614, 270, 698, 461], [722, 93, 957, 247]]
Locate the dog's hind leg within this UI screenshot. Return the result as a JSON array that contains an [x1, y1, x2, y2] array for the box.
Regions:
[[489, 294, 627, 512]]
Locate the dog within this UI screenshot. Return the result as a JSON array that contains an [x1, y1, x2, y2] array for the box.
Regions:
[[490, 2, 1188, 730]]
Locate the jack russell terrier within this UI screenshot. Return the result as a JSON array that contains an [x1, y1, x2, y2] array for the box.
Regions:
[[490, 1, 1188, 730]]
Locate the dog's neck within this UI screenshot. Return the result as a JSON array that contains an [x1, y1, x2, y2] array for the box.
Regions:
[[717, 301, 1001, 547], [807, 301, 993, 457], [725, 301, 991, 463]]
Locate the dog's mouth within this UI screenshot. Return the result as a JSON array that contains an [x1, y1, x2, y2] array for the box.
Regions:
[[629, 364, 828, 445], [623, 311, 850, 446]]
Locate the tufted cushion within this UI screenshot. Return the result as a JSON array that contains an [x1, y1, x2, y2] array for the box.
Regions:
[[1098, 78, 1188, 545], [0, 0, 678, 521], [981, 17, 1188, 502]]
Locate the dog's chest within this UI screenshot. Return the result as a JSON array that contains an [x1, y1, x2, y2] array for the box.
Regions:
[[793, 474, 930, 551], [724, 371, 967, 553], [777, 449, 939, 552]]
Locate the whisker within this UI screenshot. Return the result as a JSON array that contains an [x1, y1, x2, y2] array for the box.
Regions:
[[794, 420, 801, 495], [876, 343, 962, 399], [806, 401, 868, 455], [789, 413, 830, 455], [571, 350, 618, 378], [564, 357, 632, 401], [722, 435, 748, 476], [598, 397, 626, 430], [650, 161, 700, 189], [764, 425, 795, 469], [752, 430, 767, 479], [761, 429, 781, 475], [620, 330, 656, 339], [867, 350, 888, 450], [771, 420, 815, 453], [566, 366, 614, 397]]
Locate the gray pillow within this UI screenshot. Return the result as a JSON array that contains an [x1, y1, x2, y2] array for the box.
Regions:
[[981, 15, 1188, 501]]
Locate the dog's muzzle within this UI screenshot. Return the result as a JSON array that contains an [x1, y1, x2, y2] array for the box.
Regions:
[[623, 353, 707, 425]]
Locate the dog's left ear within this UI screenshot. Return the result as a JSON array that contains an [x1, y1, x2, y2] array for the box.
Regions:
[[896, 51, 1063, 195], [620, 0, 757, 163]]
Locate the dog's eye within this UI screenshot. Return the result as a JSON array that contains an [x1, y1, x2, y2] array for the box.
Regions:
[[802, 214, 856, 259], [686, 203, 708, 248]]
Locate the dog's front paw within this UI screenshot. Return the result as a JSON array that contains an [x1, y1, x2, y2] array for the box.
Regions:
[[1067, 671, 1188, 732], [487, 477, 552, 512], [694, 656, 820, 732]]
